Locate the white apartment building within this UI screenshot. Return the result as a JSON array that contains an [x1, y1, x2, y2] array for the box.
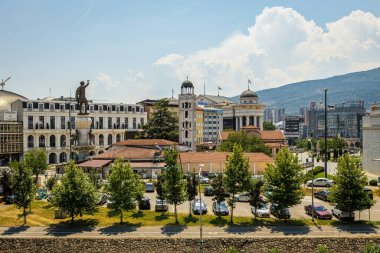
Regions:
[[11, 97, 147, 164]]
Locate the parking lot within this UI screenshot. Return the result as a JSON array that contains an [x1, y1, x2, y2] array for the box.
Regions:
[[144, 187, 379, 221]]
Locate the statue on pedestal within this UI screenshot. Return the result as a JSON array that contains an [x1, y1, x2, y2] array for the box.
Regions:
[[76, 80, 90, 115]]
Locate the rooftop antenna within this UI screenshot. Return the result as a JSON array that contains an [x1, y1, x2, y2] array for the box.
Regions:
[[248, 78, 252, 90], [204, 81, 205, 95], [1, 77, 11, 90], [171, 88, 174, 99], [49, 87, 51, 97]]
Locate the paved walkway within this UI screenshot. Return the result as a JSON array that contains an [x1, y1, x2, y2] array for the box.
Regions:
[[1, 225, 380, 238]]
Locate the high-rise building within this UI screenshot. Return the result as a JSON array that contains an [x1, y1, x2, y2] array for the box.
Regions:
[[202, 107, 223, 143], [284, 115, 301, 145], [178, 79, 197, 151], [363, 103, 380, 175], [308, 101, 365, 139]]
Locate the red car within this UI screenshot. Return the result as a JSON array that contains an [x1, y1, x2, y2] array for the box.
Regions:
[[304, 204, 332, 220]]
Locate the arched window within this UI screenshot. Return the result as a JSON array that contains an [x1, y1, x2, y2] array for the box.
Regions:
[[185, 111, 188, 119], [59, 152, 67, 163], [185, 130, 189, 138], [185, 102, 188, 108], [50, 135, 56, 147], [99, 134, 104, 147], [49, 153, 57, 164], [98, 150, 104, 154], [60, 135, 66, 147], [27, 135, 34, 148], [89, 151, 96, 156], [39, 135, 45, 147], [116, 134, 121, 143], [108, 134, 112, 145]]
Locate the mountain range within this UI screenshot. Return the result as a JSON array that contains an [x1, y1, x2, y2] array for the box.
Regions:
[[231, 67, 380, 114]]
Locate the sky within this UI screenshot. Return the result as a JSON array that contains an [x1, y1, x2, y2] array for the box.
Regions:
[[1, 0, 380, 104]]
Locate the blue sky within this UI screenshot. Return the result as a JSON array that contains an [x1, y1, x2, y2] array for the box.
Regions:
[[1, 0, 380, 103]]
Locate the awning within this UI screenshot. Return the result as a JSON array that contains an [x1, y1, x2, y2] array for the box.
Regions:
[[77, 159, 112, 168]]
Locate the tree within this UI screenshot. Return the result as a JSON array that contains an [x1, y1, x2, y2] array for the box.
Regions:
[[106, 159, 144, 224], [52, 162, 98, 223], [163, 149, 187, 224], [10, 161, 35, 225], [185, 173, 198, 215], [329, 154, 374, 217], [45, 176, 57, 191], [156, 173, 166, 202], [211, 172, 227, 216], [0, 168, 13, 196], [88, 167, 103, 190], [264, 148, 304, 221], [249, 178, 264, 219], [219, 131, 271, 156], [24, 148, 47, 185], [136, 99, 178, 141], [263, 121, 276, 130], [223, 144, 252, 223]]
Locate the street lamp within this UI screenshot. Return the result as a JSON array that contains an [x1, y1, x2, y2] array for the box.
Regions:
[[323, 88, 328, 178], [199, 164, 204, 253], [308, 139, 315, 222]]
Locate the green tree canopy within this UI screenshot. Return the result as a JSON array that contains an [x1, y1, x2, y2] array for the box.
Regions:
[[24, 148, 48, 184], [185, 173, 198, 215], [219, 131, 271, 156], [223, 144, 252, 223], [52, 161, 98, 223], [263, 121, 276, 130], [10, 161, 35, 225], [136, 99, 178, 142], [329, 154, 374, 214], [264, 148, 304, 220], [163, 149, 187, 224], [249, 178, 264, 219], [106, 159, 144, 223]]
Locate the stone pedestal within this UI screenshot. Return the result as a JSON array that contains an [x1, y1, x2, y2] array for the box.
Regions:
[[73, 115, 95, 162]]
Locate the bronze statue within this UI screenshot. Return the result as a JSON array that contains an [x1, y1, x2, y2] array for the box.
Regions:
[[76, 80, 90, 115]]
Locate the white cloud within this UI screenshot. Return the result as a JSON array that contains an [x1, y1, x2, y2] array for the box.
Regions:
[[155, 7, 380, 96]]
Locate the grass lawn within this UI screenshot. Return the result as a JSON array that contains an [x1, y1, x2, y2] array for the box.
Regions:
[[0, 200, 378, 227]]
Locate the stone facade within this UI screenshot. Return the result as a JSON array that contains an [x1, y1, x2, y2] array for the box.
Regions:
[[0, 237, 379, 253], [363, 103, 380, 175]]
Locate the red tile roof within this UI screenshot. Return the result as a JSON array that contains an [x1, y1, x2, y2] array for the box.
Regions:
[[77, 159, 112, 168], [91, 147, 158, 160], [259, 130, 285, 141], [180, 152, 273, 163], [113, 139, 177, 147]]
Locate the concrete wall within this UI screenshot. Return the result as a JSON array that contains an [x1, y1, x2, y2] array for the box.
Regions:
[[1, 237, 380, 253]]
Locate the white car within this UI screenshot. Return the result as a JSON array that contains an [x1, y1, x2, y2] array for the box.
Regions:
[[251, 202, 270, 218], [332, 207, 355, 221], [199, 176, 210, 184], [306, 178, 334, 187], [233, 193, 250, 202]]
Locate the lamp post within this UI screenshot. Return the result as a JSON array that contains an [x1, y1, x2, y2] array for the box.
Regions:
[[308, 139, 315, 222], [323, 89, 328, 178], [199, 164, 204, 253]]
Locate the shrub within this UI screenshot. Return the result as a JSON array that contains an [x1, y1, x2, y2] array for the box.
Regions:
[[361, 244, 380, 253], [304, 166, 325, 183], [369, 179, 378, 186], [226, 247, 239, 253], [317, 245, 329, 253]]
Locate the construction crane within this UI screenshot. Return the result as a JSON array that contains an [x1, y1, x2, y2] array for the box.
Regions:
[[1, 77, 11, 90]]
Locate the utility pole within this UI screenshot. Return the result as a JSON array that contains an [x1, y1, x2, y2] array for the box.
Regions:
[[324, 89, 328, 178]]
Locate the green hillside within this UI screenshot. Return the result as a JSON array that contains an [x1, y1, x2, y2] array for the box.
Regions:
[[231, 67, 380, 114]]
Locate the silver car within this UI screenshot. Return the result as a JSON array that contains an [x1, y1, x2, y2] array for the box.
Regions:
[[251, 202, 270, 218], [306, 178, 334, 187]]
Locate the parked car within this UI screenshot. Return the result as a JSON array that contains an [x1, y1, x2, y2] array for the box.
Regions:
[[192, 199, 207, 215], [331, 207, 355, 221], [139, 197, 151, 210], [304, 204, 332, 219], [155, 199, 168, 212], [270, 203, 291, 219], [212, 201, 229, 216], [199, 176, 210, 184], [251, 202, 270, 218], [204, 186, 214, 196], [97, 194, 108, 206], [313, 190, 330, 201], [306, 178, 334, 187], [145, 182, 155, 192], [4, 195, 15, 204], [234, 192, 250, 202]]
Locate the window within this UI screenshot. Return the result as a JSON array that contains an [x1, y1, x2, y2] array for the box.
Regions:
[[136, 107, 140, 112], [133, 118, 136, 129], [28, 116, 33, 129], [124, 118, 129, 129], [185, 111, 188, 119], [108, 134, 112, 145], [70, 117, 75, 129], [39, 135, 45, 147], [50, 135, 56, 147], [140, 118, 144, 128], [99, 134, 104, 147], [50, 116, 55, 129], [108, 117, 112, 129], [90, 117, 94, 129], [39, 116, 45, 129], [116, 117, 120, 129], [60, 135, 66, 147], [60, 116, 65, 129], [116, 134, 121, 142], [99, 117, 104, 129], [27, 135, 34, 148], [185, 130, 189, 138], [38, 103, 44, 110]]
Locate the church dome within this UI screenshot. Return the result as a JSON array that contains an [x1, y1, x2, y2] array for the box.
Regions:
[[240, 89, 258, 99], [181, 79, 194, 89], [0, 90, 27, 111]]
